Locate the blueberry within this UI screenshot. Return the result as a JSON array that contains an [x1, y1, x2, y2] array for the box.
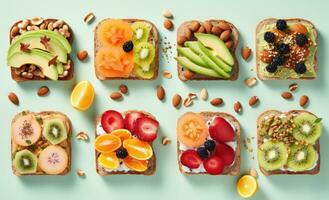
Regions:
[[295, 62, 307, 74], [273, 54, 285, 66], [266, 62, 278, 73], [276, 19, 287, 31], [122, 41, 134, 52], [277, 43, 290, 54], [296, 34, 308, 47], [264, 32, 275, 43], [204, 140, 216, 151], [197, 147, 209, 159], [116, 148, 128, 159]]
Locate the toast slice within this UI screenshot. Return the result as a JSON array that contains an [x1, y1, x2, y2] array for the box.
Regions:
[[94, 19, 159, 80], [177, 112, 241, 175], [9, 18, 74, 81], [95, 110, 156, 176], [11, 111, 72, 176], [257, 110, 321, 175], [177, 20, 239, 81], [256, 18, 318, 80]]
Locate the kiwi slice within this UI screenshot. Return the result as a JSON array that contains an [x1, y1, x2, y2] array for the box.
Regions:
[[42, 118, 67, 145], [293, 113, 322, 144], [131, 22, 151, 44], [258, 141, 288, 171], [133, 65, 155, 79], [13, 149, 37, 174], [133, 42, 155, 71], [287, 144, 316, 171]]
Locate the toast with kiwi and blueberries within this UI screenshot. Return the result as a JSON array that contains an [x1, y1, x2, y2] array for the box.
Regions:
[[11, 111, 72, 176], [7, 18, 74, 81], [256, 18, 318, 80], [176, 20, 239, 81], [94, 19, 158, 80], [94, 110, 160, 175], [177, 112, 240, 175], [257, 110, 322, 175]]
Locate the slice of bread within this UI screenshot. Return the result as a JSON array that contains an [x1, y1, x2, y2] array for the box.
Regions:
[[11, 111, 72, 176], [177, 20, 239, 81], [95, 110, 156, 176], [256, 110, 320, 175], [256, 18, 318, 80], [9, 18, 74, 81], [177, 112, 241, 175], [94, 19, 159, 80]]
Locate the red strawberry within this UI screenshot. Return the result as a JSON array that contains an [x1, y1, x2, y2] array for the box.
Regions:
[[209, 117, 235, 143], [101, 110, 124, 133], [203, 156, 225, 175], [180, 150, 202, 169], [124, 112, 146, 133], [134, 117, 159, 142], [215, 142, 235, 166]]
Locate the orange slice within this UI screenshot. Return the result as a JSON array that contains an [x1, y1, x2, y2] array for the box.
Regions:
[[98, 152, 119, 169], [123, 156, 148, 172], [110, 129, 132, 142], [123, 138, 153, 160], [70, 81, 95, 111], [95, 134, 121, 153], [237, 175, 258, 198], [97, 19, 133, 46]]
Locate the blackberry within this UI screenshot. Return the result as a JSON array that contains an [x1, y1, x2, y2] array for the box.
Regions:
[[116, 148, 128, 159], [122, 40, 134, 52], [296, 34, 308, 47], [204, 140, 216, 151], [277, 43, 290, 54], [266, 62, 278, 73], [273, 54, 285, 66], [276, 19, 287, 31], [294, 62, 307, 74], [197, 147, 209, 159], [264, 32, 275, 43]]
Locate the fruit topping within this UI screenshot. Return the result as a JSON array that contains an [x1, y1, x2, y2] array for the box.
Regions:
[[123, 40, 134, 52], [110, 129, 132, 142], [215, 142, 235, 166], [38, 145, 68, 175], [180, 149, 202, 169], [292, 113, 322, 144], [123, 156, 148, 172], [209, 117, 235, 143], [133, 117, 159, 142], [277, 43, 290, 54], [287, 144, 316, 171], [259, 50, 275, 63], [290, 24, 308, 34], [101, 110, 125, 133], [258, 141, 287, 171], [123, 112, 146, 133], [133, 42, 155, 71], [237, 175, 258, 198], [177, 112, 208, 148], [131, 21, 151, 44], [13, 149, 37, 174], [204, 139, 216, 151], [116, 148, 128, 159], [295, 34, 308, 47], [95, 134, 122, 153], [197, 147, 209, 159], [97, 19, 133, 46], [70, 81, 95, 111], [133, 64, 155, 79], [11, 113, 41, 146], [294, 62, 307, 74], [123, 138, 153, 160], [265, 62, 278, 73], [98, 152, 120, 169], [203, 156, 225, 175], [264, 31, 275, 43], [42, 118, 67, 145], [272, 54, 285, 66], [276, 19, 287, 31]]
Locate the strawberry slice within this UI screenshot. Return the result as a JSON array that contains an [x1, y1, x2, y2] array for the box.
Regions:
[[180, 150, 202, 169], [134, 117, 159, 142], [209, 117, 235, 143], [101, 110, 124, 133], [215, 142, 235, 166], [124, 112, 146, 133], [203, 156, 225, 175]]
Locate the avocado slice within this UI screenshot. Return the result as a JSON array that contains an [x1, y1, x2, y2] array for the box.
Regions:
[[177, 47, 207, 67], [176, 57, 223, 78], [7, 49, 59, 80], [195, 33, 234, 66], [185, 41, 230, 78]]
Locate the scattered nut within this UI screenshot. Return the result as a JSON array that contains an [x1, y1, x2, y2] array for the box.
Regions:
[[77, 169, 86, 177], [164, 19, 173, 30], [162, 9, 173, 18], [110, 92, 122, 100], [200, 88, 208, 100], [84, 12, 95, 24], [188, 93, 197, 99], [37, 86, 49, 96], [8, 92, 19, 105], [244, 77, 257, 87], [162, 136, 171, 145], [157, 86, 165, 100], [250, 168, 258, 178], [299, 95, 309, 107], [76, 132, 89, 141], [183, 97, 193, 107], [77, 50, 88, 61], [172, 94, 182, 108], [162, 71, 172, 79], [220, 30, 231, 41], [203, 21, 213, 33], [289, 83, 298, 92], [119, 84, 128, 94], [241, 47, 252, 60], [248, 96, 259, 107], [189, 21, 200, 32], [281, 92, 293, 100], [234, 101, 242, 113], [210, 98, 223, 106]]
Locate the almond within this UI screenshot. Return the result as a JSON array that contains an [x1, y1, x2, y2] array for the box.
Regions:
[[182, 69, 195, 80], [119, 84, 128, 94], [217, 21, 231, 30], [162, 71, 172, 79], [200, 88, 208, 100], [203, 21, 212, 33], [183, 97, 193, 107], [77, 50, 88, 61], [211, 26, 223, 36], [241, 47, 251, 60], [172, 94, 182, 108], [299, 95, 309, 107], [225, 40, 234, 49], [157, 86, 165, 100], [234, 101, 242, 113], [184, 28, 192, 40], [248, 96, 259, 107], [220, 30, 231, 41], [8, 92, 19, 105], [177, 35, 188, 45], [37, 86, 49, 96], [289, 83, 298, 92], [164, 19, 173, 30], [244, 77, 257, 87], [197, 25, 206, 33], [161, 136, 171, 145], [210, 98, 223, 106], [189, 21, 200, 32], [110, 92, 122, 100], [281, 92, 293, 99]]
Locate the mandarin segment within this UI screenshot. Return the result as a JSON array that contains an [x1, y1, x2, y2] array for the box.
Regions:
[[70, 81, 95, 111], [95, 134, 121, 153], [123, 156, 148, 172], [110, 129, 132, 142], [123, 138, 153, 160], [98, 152, 120, 169]]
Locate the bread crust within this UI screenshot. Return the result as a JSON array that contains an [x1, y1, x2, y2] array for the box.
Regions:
[[177, 19, 239, 81], [256, 18, 318, 80], [95, 110, 156, 176], [177, 112, 240, 175], [256, 109, 320, 175], [11, 111, 72, 176], [94, 19, 159, 80]]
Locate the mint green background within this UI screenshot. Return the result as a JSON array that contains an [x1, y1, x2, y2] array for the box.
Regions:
[[1, 0, 329, 199]]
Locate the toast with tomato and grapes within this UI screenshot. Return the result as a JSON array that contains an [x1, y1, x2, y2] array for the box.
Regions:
[[94, 19, 158, 80], [94, 110, 159, 175], [257, 110, 322, 175], [177, 112, 240, 175]]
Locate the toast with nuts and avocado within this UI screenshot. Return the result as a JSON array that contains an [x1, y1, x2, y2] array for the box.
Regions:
[[176, 20, 239, 81], [257, 110, 321, 176], [256, 18, 318, 80], [94, 19, 159, 80], [95, 110, 159, 175], [177, 112, 240, 175], [7, 18, 74, 81], [11, 111, 72, 176]]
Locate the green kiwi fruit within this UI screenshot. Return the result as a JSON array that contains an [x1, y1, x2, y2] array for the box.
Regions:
[[13, 149, 37, 174], [42, 118, 67, 145], [133, 64, 155, 79], [287, 144, 316, 171], [133, 42, 155, 71], [293, 113, 322, 144], [258, 141, 288, 171], [131, 22, 151, 44]]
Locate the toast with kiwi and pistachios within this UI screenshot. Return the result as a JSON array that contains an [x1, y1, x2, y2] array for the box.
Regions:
[[176, 20, 239, 81], [7, 18, 74, 81], [11, 111, 72, 176], [257, 110, 322, 175], [256, 18, 318, 80], [177, 112, 240, 175], [95, 110, 159, 175], [94, 19, 159, 80]]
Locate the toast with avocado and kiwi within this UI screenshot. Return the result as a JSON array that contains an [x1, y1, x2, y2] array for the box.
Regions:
[[176, 20, 239, 81], [11, 111, 72, 176], [256, 18, 318, 80], [95, 110, 159, 176], [257, 110, 322, 175], [8, 18, 74, 81], [177, 112, 240, 175], [94, 19, 159, 80]]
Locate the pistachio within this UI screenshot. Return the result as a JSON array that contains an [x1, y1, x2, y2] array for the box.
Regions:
[[161, 136, 171, 145], [84, 12, 95, 24], [76, 132, 89, 141], [183, 97, 193, 107], [77, 169, 86, 177]]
